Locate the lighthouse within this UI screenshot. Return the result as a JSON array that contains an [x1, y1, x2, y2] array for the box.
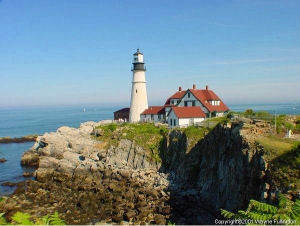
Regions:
[[129, 49, 148, 123]]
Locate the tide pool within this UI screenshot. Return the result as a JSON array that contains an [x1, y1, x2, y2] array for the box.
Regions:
[[0, 142, 35, 196]]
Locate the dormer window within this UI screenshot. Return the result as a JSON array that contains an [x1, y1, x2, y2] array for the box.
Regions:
[[188, 93, 190, 98], [210, 100, 220, 106]]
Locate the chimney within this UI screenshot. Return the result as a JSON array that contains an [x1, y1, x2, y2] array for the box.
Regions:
[[192, 84, 196, 89], [206, 85, 208, 90], [179, 86, 182, 91]]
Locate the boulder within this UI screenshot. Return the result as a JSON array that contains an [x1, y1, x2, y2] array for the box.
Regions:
[[23, 172, 33, 177], [21, 151, 39, 166], [93, 128, 104, 137], [0, 158, 7, 163], [124, 210, 136, 221]]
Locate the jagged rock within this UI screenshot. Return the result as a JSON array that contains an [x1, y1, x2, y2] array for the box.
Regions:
[[93, 128, 104, 137], [0, 158, 7, 163], [119, 170, 131, 178], [2, 182, 17, 187], [6, 120, 272, 225], [124, 210, 136, 221], [154, 214, 166, 225], [23, 172, 33, 177], [21, 150, 39, 166]]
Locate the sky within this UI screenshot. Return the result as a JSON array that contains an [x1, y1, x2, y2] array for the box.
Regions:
[[0, 0, 299, 107]]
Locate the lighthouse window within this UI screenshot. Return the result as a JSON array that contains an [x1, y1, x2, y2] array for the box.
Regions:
[[136, 89, 137, 93]]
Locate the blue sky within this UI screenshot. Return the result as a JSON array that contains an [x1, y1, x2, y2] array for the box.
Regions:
[[0, 0, 299, 107]]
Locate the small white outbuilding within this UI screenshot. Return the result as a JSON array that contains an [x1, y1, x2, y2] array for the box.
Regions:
[[168, 106, 206, 128], [140, 106, 166, 123]]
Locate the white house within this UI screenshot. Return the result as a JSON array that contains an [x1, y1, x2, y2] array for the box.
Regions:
[[167, 84, 229, 118], [140, 84, 229, 125], [140, 106, 165, 123], [164, 86, 186, 117], [168, 106, 206, 128]]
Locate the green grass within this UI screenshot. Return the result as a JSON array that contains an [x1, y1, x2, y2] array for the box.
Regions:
[[180, 126, 209, 151], [94, 123, 168, 162], [256, 135, 300, 191], [270, 142, 300, 191], [256, 136, 296, 161], [206, 116, 227, 123]]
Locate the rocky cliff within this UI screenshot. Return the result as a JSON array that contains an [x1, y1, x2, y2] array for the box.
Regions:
[[161, 123, 269, 216], [0, 120, 272, 224]]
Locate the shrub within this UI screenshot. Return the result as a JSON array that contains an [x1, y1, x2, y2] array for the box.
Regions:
[[244, 109, 254, 116], [295, 124, 300, 132], [221, 194, 300, 224], [0, 211, 65, 225], [255, 111, 272, 119], [0, 213, 8, 225], [285, 122, 295, 130], [225, 112, 233, 120]]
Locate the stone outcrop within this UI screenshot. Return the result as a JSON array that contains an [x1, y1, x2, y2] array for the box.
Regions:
[[0, 135, 38, 144], [161, 123, 269, 215], [0, 120, 272, 224]]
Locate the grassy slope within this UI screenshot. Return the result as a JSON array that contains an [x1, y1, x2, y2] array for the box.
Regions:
[[179, 126, 209, 152], [256, 136, 296, 161], [256, 136, 300, 191], [94, 123, 168, 162], [94, 122, 214, 161]]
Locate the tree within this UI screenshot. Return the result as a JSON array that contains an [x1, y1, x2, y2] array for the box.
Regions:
[[244, 109, 254, 116]]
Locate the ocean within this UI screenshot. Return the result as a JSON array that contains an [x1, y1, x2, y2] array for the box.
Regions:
[[0, 103, 299, 196], [0, 106, 118, 196]]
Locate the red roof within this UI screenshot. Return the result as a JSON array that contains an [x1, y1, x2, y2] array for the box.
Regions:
[[189, 89, 229, 112], [141, 106, 165, 115], [164, 90, 186, 105], [171, 106, 206, 118]]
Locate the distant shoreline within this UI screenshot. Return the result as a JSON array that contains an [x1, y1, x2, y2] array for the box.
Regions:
[[0, 135, 38, 144]]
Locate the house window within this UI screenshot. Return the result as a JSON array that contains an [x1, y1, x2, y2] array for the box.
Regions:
[[151, 114, 154, 120], [170, 119, 173, 126], [172, 100, 174, 105], [192, 101, 195, 106], [173, 119, 176, 126], [188, 93, 190, 98], [158, 115, 161, 120], [184, 101, 188, 107], [177, 100, 180, 104]]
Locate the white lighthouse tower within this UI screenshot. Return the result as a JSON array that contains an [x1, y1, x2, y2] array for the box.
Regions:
[[129, 49, 148, 123]]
